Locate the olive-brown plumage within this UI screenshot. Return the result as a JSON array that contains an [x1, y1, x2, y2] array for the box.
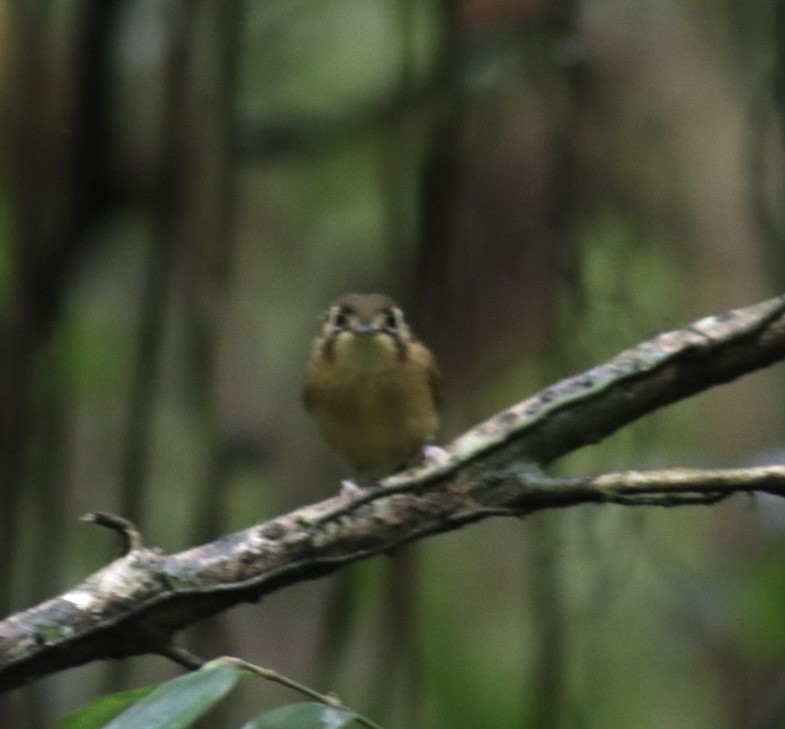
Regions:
[[303, 293, 441, 480]]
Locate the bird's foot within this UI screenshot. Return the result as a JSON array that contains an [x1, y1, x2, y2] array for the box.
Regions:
[[340, 479, 365, 498], [340, 478, 381, 499], [422, 444, 449, 465]]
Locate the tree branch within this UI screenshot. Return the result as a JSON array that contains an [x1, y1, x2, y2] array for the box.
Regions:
[[1, 295, 785, 692]]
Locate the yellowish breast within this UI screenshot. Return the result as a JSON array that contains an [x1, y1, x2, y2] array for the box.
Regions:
[[304, 338, 439, 478]]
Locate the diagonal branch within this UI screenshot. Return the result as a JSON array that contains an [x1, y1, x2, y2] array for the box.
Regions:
[[1, 295, 785, 692]]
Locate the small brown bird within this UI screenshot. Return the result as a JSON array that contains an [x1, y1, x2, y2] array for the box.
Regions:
[[303, 293, 441, 484]]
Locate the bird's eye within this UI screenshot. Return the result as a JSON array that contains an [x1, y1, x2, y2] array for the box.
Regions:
[[384, 311, 398, 330], [333, 309, 349, 328]]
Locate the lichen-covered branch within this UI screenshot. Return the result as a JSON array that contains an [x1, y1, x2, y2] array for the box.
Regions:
[[1, 294, 785, 692]]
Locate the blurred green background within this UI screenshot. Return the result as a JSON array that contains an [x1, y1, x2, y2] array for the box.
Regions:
[[2, 0, 785, 727]]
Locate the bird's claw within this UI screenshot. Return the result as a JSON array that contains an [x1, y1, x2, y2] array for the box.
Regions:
[[340, 479, 366, 499], [423, 444, 449, 465]]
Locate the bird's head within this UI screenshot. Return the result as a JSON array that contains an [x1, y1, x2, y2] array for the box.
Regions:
[[317, 293, 412, 368]]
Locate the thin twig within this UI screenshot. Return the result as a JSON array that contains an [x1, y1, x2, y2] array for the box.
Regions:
[[80, 512, 144, 554], [219, 657, 386, 729], [157, 645, 207, 671]]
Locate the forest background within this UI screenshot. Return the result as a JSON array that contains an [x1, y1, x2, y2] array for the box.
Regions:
[[2, 1, 785, 728]]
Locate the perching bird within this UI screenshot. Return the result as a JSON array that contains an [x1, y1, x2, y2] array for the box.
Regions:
[[303, 293, 441, 486]]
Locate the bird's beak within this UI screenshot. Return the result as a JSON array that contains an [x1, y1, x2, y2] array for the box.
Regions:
[[350, 323, 378, 336]]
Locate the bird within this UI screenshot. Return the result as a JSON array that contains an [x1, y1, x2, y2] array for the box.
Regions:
[[303, 293, 442, 488]]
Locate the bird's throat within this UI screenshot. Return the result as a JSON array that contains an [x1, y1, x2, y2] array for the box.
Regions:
[[336, 333, 398, 372]]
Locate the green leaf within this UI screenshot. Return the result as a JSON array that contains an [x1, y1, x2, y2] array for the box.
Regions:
[[60, 686, 156, 729], [103, 661, 241, 729], [240, 701, 361, 729]]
